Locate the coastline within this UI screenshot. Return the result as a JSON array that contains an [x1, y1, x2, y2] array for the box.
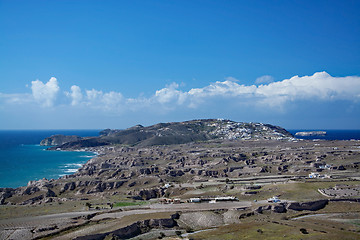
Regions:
[[0, 129, 100, 189], [57, 149, 99, 179], [0, 144, 98, 189]]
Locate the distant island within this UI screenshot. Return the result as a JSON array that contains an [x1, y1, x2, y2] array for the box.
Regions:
[[295, 131, 327, 137]]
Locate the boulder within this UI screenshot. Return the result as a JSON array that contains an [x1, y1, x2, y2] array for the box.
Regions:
[[168, 170, 184, 177], [149, 218, 177, 228], [21, 194, 44, 205], [134, 188, 164, 200], [0, 188, 14, 205], [46, 189, 57, 197], [22, 186, 40, 195], [60, 182, 76, 193], [272, 204, 287, 213]]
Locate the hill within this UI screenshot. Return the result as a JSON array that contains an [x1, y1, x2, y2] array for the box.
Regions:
[[50, 119, 294, 150]]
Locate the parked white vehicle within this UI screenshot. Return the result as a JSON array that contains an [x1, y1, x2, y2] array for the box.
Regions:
[[267, 196, 280, 203]]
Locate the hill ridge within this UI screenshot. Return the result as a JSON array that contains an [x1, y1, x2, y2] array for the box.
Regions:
[[47, 119, 294, 150]]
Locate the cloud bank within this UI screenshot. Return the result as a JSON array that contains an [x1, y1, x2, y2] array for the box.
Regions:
[[1, 72, 360, 114]]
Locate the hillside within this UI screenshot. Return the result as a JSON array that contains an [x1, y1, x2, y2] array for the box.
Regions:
[[51, 119, 294, 150]]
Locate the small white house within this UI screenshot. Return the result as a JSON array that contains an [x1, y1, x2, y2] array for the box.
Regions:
[[267, 196, 280, 203], [189, 198, 201, 203], [309, 172, 320, 178]]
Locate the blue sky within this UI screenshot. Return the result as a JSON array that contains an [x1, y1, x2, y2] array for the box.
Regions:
[[0, 0, 359, 129]]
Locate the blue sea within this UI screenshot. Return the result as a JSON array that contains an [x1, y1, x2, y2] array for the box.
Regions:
[[0, 130, 100, 188], [288, 129, 360, 141]]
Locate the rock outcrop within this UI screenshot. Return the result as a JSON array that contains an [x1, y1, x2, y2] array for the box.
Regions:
[[73, 215, 179, 240], [0, 188, 15, 204], [40, 135, 82, 146], [287, 200, 329, 211]]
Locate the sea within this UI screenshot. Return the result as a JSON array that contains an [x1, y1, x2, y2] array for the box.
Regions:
[[0, 130, 100, 188], [287, 129, 360, 141], [0, 129, 360, 189]]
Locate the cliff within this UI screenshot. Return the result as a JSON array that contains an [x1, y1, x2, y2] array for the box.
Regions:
[[40, 134, 82, 146]]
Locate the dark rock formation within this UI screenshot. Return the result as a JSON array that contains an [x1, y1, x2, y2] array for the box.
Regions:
[[272, 203, 287, 213], [20, 195, 44, 205], [0, 188, 14, 204], [255, 205, 271, 214], [287, 200, 328, 211], [22, 186, 40, 195], [46, 189, 56, 197], [133, 188, 165, 200], [149, 218, 177, 228], [73, 215, 178, 240]]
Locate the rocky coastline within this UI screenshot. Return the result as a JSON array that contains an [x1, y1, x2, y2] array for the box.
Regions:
[[40, 134, 83, 146]]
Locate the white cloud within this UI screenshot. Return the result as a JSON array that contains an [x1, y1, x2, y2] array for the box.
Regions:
[[65, 85, 83, 106], [83, 89, 124, 110], [154, 83, 187, 105], [255, 71, 360, 105], [0, 93, 32, 105], [31, 77, 59, 107], [2, 72, 360, 114], [188, 79, 256, 98], [255, 75, 274, 84], [101, 91, 124, 110], [183, 71, 360, 108], [85, 89, 103, 102], [78, 71, 359, 111]]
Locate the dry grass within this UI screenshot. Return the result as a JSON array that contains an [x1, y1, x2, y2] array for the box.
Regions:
[[190, 218, 360, 240], [0, 201, 88, 219], [187, 201, 360, 240]]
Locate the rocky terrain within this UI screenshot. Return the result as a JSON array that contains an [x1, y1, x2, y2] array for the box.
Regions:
[[1, 119, 360, 240]]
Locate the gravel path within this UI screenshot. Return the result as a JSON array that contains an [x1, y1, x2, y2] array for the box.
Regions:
[[0, 211, 98, 240], [93, 201, 251, 221], [0, 211, 98, 230]]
